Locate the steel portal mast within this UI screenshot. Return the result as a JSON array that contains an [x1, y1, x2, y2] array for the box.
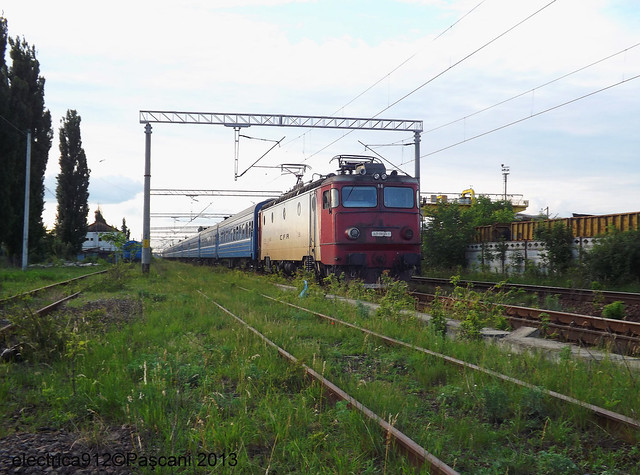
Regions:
[[140, 110, 423, 273]]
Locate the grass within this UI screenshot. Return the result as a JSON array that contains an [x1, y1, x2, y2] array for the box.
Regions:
[[1, 260, 639, 473], [0, 263, 110, 299]]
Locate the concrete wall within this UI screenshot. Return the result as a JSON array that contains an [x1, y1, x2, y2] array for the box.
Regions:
[[465, 237, 598, 274]]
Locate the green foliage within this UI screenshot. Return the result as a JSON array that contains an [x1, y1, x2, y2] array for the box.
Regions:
[[55, 109, 90, 257], [98, 262, 132, 291], [3, 262, 640, 473], [482, 383, 510, 424], [466, 196, 516, 228], [375, 275, 414, 321], [536, 450, 578, 475], [7, 308, 69, 361], [602, 300, 625, 320], [585, 228, 640, 285], [422, 198, 515, 271], [428, 287, 448, 338], [422, 202, 474, 269], [0, 17, 53, 263], [446, 275, 510, 339], [534, 223, 574, 275]]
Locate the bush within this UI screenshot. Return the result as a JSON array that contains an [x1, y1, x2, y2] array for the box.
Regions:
[[585, 228, 640, 285], [602, 301, 625, 320]]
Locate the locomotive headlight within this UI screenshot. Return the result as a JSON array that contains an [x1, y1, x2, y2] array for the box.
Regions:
[[401, 227, 414, 240], [345, 227, 361, 240], [373, 173, 380, 180], [381, 173, 387, 180]]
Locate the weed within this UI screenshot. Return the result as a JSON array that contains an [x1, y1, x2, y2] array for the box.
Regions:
[[602, 301, 626, 320], [543, 294, 562, 311], [436, 385, 463, 409], [99, 264, 131, 292], [459, 309, 484, 340], [428, 287, 448, 338], [559, 346, 572, 362], [375, 275, 413, 321], [482, 383, 510, 424], [537, 450, 578, 474], [520, 387, 547, 422]]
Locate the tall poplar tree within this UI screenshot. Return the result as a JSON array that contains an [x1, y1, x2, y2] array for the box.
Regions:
[[55, 109, 90, 255], [0, 18, 12, 256], [0, 17, 52, 263]]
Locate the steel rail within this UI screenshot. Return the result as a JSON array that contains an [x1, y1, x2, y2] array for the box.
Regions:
[[0, 291, 83, 335], [410, 291, 640, 353], [196, 289, 457, 474], [243, 288, 640, 439], [0, 269, 107, 305], [411, 276, 640, 306]]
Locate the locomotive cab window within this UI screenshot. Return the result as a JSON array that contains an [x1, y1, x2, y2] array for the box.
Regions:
[[322, 189, 340, 209], [342, 186, 377, 208], [383, 186, 415, 208]]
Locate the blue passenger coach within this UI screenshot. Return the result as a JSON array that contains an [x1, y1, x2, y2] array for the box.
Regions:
[[163, 200, 272, 267]]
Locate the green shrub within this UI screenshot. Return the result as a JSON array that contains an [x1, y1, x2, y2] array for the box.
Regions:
[[602, 301, 625, 320]]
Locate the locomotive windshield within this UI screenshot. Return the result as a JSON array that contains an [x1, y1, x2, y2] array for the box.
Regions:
[[341, 186, 377, 208], [383, 186, 415, 208]]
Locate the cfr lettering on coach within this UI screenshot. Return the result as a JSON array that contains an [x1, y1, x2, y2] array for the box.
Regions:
[[280, 234, 290, 240]]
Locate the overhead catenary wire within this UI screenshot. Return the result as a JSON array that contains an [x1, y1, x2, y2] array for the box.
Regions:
[[304, 0, 558, 161], [281, 0, 490, 152], [415, 72, 640, 161], [423, 41, 640, 136], [362, 40, 640, 153]]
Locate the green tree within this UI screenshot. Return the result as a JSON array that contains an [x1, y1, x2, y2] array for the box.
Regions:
[[121, 218, 131, 241], [0, 21, 53, 263], [422, 197, 516, 271], [465, 196, 515, 228], [422, 202, 473, 269], [0, 17, 12, 259], [534, 222, 574, 275], [585, 228, 640, 285], [55, 109, 90, 256]]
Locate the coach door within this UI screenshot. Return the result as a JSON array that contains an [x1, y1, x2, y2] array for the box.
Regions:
[[309, 192, 319, 262]]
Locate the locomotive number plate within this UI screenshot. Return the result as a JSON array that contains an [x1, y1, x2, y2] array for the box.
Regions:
[[371, 231, 391, 237]]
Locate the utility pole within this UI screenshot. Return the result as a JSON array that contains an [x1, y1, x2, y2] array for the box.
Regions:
[[22, 130, 32, 271], [142, 123, 152, 274], [501, 164, 510, 201]]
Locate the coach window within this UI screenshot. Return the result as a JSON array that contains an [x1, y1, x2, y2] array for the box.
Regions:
[[283, 208, 286, 220], [383, 186, 415, 208], [342, 186, 377, 208], [297, 202, 301, 216], [271, 212, 274, 223]]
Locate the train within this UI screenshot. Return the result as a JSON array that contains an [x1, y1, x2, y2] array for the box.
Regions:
[[162, 155, 421, 282]]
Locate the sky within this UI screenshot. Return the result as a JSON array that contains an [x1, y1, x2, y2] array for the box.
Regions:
[[2, 0, 639, 249]]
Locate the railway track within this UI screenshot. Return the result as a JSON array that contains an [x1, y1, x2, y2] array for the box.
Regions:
[[0, 269, 107, 307], [409, 291, 640, 355], [247, 287, 640, 438], [0, 270, 107, 341], [197, 288, 458, 474], [411, 276, 640, 310], [199, 279, 640, 471]]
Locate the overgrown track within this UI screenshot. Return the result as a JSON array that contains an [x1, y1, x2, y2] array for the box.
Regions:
[[196, 288, 458, 474], [242, 287, 640, 441], [0, 270, 107, 336], [411, 276, 640, 314], [0, 269, 107, 306], [410, 291, 640, 355]]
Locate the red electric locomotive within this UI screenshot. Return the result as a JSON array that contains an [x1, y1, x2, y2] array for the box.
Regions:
[[259, 155, 421, 282]]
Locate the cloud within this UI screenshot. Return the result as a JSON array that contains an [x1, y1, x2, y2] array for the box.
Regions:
[[88, 176, 143, 204]]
